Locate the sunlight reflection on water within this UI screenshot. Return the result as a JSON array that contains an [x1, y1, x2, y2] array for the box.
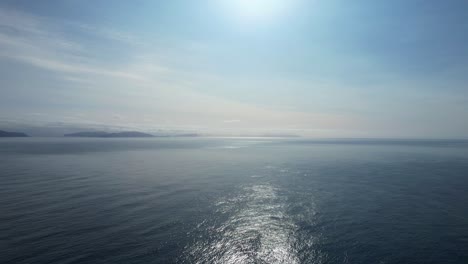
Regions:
[[186, 183, 300, 263]]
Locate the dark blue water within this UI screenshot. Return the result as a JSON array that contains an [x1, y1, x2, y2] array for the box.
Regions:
[[1, 138, 468, 263]]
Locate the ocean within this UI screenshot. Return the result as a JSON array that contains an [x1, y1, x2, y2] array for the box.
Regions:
[[1, 138, 467, 263]]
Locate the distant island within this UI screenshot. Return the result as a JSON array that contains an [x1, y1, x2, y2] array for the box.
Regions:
[[64, 131, 154, 138], [0, 130, 29, 137]]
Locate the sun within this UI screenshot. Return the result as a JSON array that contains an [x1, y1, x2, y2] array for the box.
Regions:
[[221, 0, 294, 25]]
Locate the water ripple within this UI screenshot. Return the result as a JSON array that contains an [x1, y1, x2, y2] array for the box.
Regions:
[[184, 183, 300, 264]]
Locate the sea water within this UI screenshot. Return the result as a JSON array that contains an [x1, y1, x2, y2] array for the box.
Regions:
[[1, 138, 467, 263]]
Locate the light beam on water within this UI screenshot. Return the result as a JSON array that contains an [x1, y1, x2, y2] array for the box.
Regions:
[[186, 183, 299, 263]]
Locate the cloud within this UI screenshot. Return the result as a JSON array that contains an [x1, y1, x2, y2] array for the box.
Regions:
[[223, 119, 241, 123], [0, 6, 363, 137], [0, 8, 212, 87], [0, 8, 152, 81]]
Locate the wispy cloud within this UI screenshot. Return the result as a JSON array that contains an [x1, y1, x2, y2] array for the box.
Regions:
[[223, 119, 241, 123], [0, 8, 151, 81], [0, 6, 363, 136], [0, 8, 215, 87]]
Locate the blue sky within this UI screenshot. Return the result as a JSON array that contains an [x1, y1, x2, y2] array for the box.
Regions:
[[1, 0, 467, 137]]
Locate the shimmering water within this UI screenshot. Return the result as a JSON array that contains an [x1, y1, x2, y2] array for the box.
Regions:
[[1, 138, 468, 263]]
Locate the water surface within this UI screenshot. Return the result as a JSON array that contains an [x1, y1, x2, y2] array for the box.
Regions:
[[1, 138, 467, 263]]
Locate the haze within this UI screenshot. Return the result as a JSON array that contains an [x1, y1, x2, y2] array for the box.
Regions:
[[1, 0, 468, 138]]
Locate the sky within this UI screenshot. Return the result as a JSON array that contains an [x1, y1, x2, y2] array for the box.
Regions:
[[0, 0, 467, 138]]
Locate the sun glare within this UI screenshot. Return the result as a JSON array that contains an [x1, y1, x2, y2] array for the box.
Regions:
[[222, 0, 294, 26]]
